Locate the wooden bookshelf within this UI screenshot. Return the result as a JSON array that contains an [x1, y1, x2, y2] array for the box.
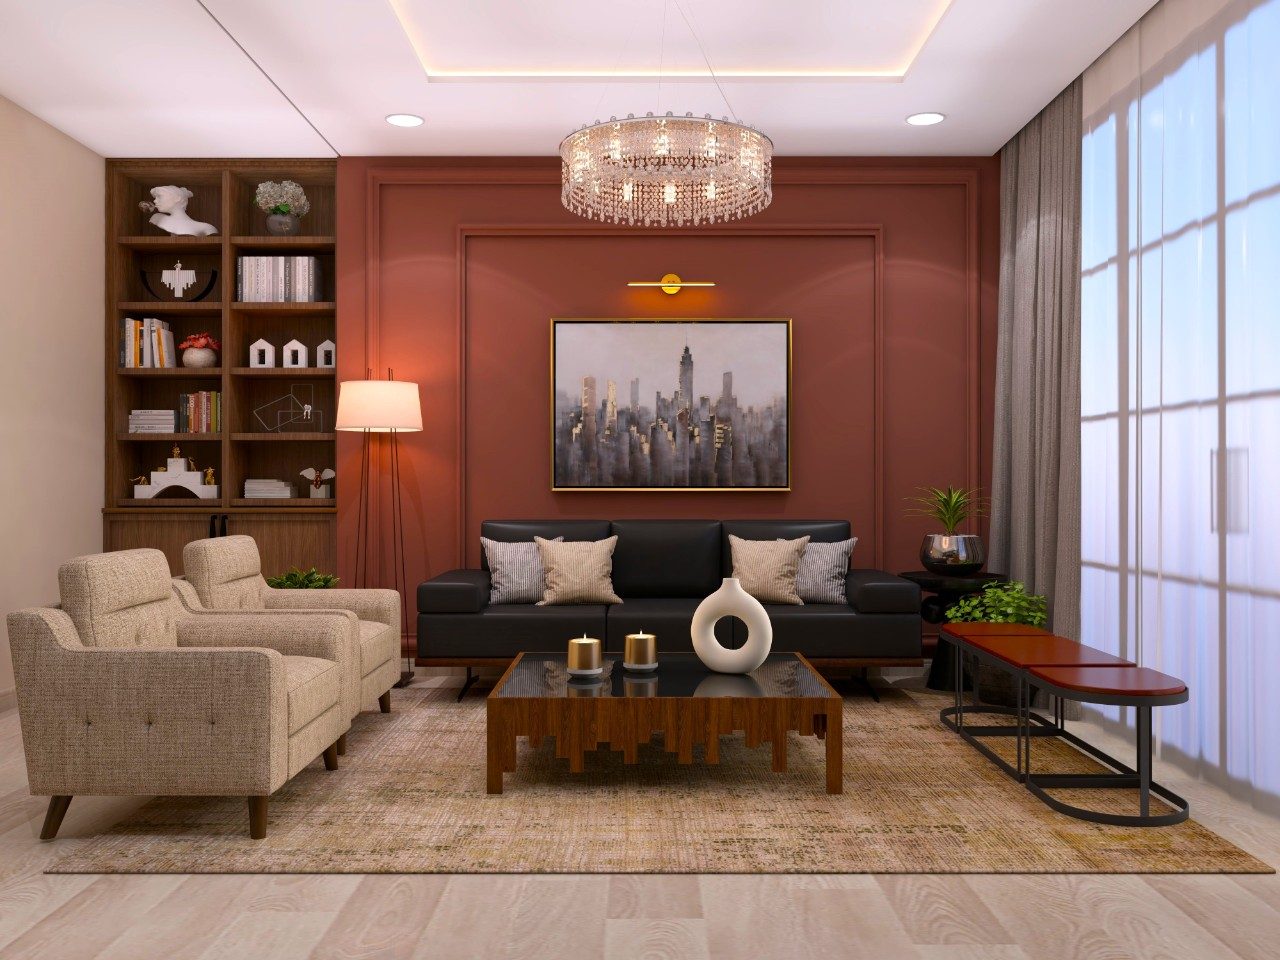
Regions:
[[104, 159, 338, 577]]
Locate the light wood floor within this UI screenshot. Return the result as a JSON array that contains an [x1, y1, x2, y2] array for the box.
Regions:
[[2, 676, 1278, 960]]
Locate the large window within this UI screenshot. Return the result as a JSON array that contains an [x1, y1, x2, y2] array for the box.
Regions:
[[1081, 0, 1280, 805]]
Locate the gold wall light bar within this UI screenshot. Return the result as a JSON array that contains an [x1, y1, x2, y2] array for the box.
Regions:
[[627, 273, 716, 295]]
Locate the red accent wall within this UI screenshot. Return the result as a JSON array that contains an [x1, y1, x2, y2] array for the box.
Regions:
[[336, 157, 1000, 590]]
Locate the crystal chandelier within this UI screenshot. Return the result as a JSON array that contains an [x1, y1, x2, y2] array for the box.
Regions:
[[560, 112, 772, 226]]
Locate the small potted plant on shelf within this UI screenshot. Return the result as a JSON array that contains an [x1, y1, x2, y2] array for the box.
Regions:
[[905, 485, 987, 576], [178, 332, 221, 368], [254, 179, 311, 236], [266, 567, 339, 589]]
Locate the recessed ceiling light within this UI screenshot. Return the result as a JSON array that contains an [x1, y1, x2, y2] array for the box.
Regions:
[[906, 112, 945, 126], [385, 113, 424, 127]]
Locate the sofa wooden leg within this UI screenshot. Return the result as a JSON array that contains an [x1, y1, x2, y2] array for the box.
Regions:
[[40, 795, 72, 840], [248, 796, 268, 840], [336, 733, 347, 756], [379, 690, 391, 713], [323, 742, 339, 771]]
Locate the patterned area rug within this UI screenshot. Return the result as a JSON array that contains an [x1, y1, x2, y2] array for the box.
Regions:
[[48, 683, 1272, 874]]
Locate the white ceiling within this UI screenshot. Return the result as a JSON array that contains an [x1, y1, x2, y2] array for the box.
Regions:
[[0, 0, 1156, 158]]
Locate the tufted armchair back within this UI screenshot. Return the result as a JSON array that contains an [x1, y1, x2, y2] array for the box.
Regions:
[[58, 549, 183, 648], [183, 535, 268, 610]]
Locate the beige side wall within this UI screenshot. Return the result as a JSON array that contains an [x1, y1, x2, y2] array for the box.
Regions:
[[0, 95, 104, 704]]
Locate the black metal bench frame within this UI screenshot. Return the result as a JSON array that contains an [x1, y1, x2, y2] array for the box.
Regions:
[[939, 636, 1190, 827]]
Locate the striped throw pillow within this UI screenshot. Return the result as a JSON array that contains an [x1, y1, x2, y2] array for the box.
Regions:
[[729, 534, 810, 605], [786, 537, 858, 604], [482, 536, 562, 604], [535, 536, 622, 605]]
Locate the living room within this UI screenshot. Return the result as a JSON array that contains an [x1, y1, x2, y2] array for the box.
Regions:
[[1, 0, 1277, 957]]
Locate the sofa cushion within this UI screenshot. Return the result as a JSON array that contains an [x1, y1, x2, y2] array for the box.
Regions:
[[761, 605, 922, 659], [604, 597, 735, 653], [721, 520, 852, 576], [845, 570, 920, 614], [536, 537, 622, 605], [482, 535, 560, 604], [478, 521, 611, 570], [792, 537, 858, 604], [58, 549, 180, 649], [418, 605, 608, 659], [729, 534, 809, 605], [182, 536, 266, 610], [284, 655, 340, 734], [609, 520, 723, 598]]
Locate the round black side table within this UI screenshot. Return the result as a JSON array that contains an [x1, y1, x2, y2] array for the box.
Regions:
[[898, 570, 1007, 691]]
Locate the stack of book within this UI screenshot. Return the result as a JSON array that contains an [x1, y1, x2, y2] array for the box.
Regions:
[[236, 256, 322, 303], [120, 318, 175, 368], [177, 391, 221, 433], [244, 479, 294, 499], [128, 409, 176, 434]]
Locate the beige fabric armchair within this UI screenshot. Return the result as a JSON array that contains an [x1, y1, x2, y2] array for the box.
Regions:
[[6, 548, 351, 840], [180, 537, 401, 727]]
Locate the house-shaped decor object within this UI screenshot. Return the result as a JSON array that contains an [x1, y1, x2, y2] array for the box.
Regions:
[[249, 338, 275, 368], [316, 339, 336, 368], [282, 339, 308, 368]]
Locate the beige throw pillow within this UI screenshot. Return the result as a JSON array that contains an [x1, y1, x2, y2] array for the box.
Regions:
[[535, 536, 623, 605], [729, 534, 810, 605]]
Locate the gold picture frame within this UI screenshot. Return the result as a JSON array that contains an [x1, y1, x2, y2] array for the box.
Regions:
[[550, 318, 792, 492]]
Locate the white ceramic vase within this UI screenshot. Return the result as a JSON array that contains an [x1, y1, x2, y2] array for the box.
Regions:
[[690, 577, 772, 674], [182, 347, 217, 368]]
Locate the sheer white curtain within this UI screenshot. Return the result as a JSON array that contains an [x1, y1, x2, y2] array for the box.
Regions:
[[1081, 0, 1280, 808]]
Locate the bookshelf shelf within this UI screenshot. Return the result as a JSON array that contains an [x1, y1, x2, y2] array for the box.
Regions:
[[231, 367, 334, 378], [117, 367, 223, 378], [116, 432, 222, 442], [106, 160, 338, 578], [233, 498, 336, 508], [118, 301, 223, 313], [231, 432, 336, 442]]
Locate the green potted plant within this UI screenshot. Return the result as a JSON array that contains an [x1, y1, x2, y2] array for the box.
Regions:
[[265, 567, 339, 589], [945, 580, 1047, 626], [905, 485, 987, 576]]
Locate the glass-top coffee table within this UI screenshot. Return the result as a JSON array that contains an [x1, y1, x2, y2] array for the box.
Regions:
[[485, 652, 843, 794]]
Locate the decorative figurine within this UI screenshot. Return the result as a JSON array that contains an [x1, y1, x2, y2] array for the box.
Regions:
[[139, 185, 218, 237], [133, 453, 218, 500], [300, 467, 335, 499], [172, 444, 182, 459], [302, 403, 313, 421], [188, 457, 197, 472], [161, 261, 198, 298], [129, 475, 148, 485]]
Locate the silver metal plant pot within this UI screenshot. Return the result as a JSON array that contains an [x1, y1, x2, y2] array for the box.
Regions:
[[919, 534, 986, 576]]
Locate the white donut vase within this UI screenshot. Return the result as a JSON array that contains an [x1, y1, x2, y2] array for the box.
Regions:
[[690, 577, 773, 674]]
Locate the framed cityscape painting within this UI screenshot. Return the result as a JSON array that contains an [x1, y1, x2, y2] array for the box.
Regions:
[[551, 318, 791, 491]]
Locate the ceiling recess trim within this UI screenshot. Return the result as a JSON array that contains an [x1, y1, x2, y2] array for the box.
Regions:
[[386, 0, 954, 83]]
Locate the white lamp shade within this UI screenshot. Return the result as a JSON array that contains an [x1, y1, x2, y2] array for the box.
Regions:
[[336, 380, 423, 432]]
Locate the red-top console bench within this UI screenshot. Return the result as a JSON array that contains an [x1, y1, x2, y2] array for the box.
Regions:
[[939, 623, 1190, 827]]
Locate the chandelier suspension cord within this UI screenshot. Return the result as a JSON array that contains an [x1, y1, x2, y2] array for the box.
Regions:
[[673, 0, 739, 123], [657, 0, 670, 114]]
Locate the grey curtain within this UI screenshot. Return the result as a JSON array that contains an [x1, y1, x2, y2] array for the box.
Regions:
[[989, 78, 1082, 640]]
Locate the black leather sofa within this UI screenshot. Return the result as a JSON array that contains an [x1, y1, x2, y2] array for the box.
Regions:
[[417, 520, 921, 668]]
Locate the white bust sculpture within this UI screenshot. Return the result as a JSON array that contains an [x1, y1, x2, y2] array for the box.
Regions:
[[144, 185, 218, 237]]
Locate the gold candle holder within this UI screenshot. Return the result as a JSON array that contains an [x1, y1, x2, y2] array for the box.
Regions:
[[624, 630, 658, 672], [567, 634, 603, 676]]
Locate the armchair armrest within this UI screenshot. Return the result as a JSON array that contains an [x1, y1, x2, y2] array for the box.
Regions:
[[845, 570, 920, 615], [417, 569, 490, 614], [265, 587, 400, 633], [177, 611, 352, 664], [6, 607, 289, 797]]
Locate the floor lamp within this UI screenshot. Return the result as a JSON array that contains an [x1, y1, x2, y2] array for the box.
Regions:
[[336, 372, 422, 687]]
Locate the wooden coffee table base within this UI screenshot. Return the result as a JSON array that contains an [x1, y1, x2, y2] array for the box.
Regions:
[[486, 661, 842, 795]]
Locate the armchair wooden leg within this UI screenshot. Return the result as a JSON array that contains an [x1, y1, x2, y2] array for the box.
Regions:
[[336, 733, 348, 756], [248, 796, 268, 840], [40, 795, 72, 840], [323, 741, 339, 771], [379, 690, 391, 713]]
